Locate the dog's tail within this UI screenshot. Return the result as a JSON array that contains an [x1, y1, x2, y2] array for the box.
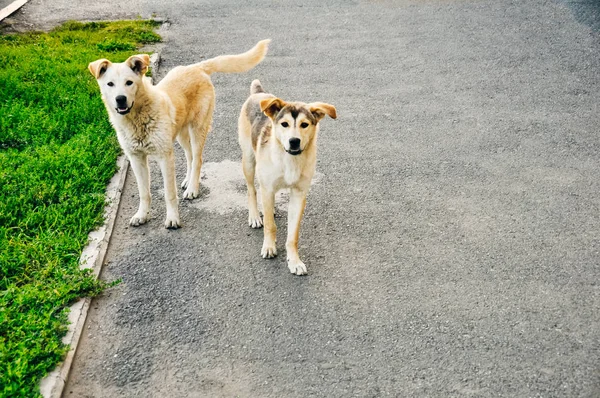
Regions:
[[250, 79, 265, 94], [197, 39, 270, 75]]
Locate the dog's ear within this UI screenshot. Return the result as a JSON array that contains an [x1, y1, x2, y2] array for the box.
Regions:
[[309, 103, 337, 122], [126, 54, 150, 75], [88, 59, 111, 79], [260, 98, 286, 119]]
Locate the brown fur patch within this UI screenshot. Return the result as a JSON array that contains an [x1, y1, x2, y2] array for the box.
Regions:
[[251, 116, 271, 150], [275, 104, 318, 125], [258, 123, 271, 149], [245, 94, 274, 151]]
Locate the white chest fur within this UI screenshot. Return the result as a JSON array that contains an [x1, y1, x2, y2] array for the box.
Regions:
[[283, 155, 303, 185], [111, 112, 171, 156], [258, 150, 315, 193], [117, 129, 157, 154]]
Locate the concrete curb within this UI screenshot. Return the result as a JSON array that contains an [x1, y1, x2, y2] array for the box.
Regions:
[[39, 155, 129, 398], [0, 0, 28, 22], [38, 45, 162, 398]]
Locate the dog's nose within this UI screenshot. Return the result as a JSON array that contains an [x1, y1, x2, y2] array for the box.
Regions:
[[115, 95, 127, 106], [289, 138, 301, 150]]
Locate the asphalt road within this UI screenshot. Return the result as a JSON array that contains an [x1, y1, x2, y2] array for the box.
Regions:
[[0, 0, 13, 12], [6, 0, 600, 397]]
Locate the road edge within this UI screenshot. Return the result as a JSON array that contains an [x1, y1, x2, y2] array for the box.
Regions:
[[39, 155, 129, 398], [38, 49, 162, 398], [0, 0, 28, 22]]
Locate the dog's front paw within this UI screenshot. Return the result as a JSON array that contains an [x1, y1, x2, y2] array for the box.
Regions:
[[261, 242, 277, 258], [287, 259, 307, 275], [181, 178, 189, 190], [164, 216, 181, 229], [249, 215, 263, 229], [182, 187, 199, 200], [130, 213, 149, 227]]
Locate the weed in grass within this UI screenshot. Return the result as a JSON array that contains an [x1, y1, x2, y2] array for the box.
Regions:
[[0, 20, 160, 397]]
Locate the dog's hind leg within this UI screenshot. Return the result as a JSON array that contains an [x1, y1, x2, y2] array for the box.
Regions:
[[183, 101, 214, 200], [286, 188, 308, 275], [128, 153, 152, 226], [242, 151, 262, 228], [177, 128, 193, 190], [181, 122, 203, 199]]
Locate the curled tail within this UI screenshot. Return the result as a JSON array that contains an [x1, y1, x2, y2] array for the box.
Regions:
[[197, 39, 270, 75], [251, 79, 265, 94]]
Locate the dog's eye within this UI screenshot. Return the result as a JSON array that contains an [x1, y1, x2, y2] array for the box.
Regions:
[[107, 82, 114, 87], [281, 122, 289, 128], [126, 80, 133, 86], [300, 122, 309, 128]]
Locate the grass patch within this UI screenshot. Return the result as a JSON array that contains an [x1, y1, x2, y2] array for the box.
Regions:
[[0, 20, 160, 397]]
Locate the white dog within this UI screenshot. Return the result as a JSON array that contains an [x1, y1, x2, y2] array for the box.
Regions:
[[238, 80, 336, 274], [89, 40, 270, 228]]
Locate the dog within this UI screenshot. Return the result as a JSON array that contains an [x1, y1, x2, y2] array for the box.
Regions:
[[238, 80, 336, 275], [88, 40, 270, 228]]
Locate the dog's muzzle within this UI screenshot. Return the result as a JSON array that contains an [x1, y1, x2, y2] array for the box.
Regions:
[[287, 137, 302, 155], [286, 149, 303, 156], [116, 102, 134, 115]]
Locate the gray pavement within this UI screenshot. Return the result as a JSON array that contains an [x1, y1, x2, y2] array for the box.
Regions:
[[6, 0, 600, 397], [0, 0, 13, 11]]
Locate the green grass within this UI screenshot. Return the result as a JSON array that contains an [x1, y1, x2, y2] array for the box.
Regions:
[[0, 20, 160, 397]]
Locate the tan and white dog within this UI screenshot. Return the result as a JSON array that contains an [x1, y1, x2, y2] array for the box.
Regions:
[[89, 40, 270, 228], [238, 80, 336, 275]]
